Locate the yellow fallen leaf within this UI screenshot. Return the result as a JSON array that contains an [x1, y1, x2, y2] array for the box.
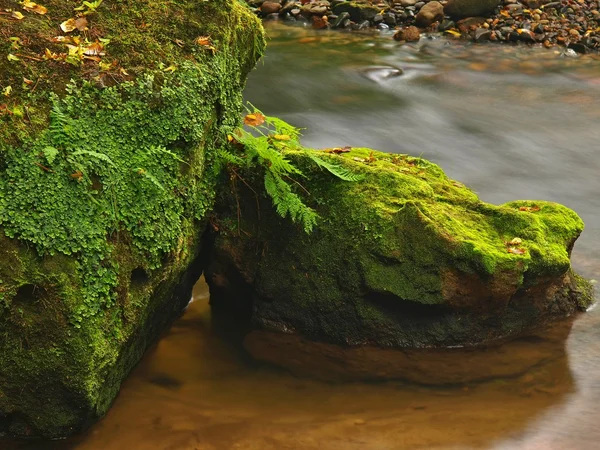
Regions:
[[7, 54, 20, 62], [44, 48, 61, 60], [12, 11, 25, 19], [3, 86, 13, 96], [508, 237, 522, 245], [60, 18, 77, 33], [273, 134, 291, 141], [445, 29, 461, 37], [22, 1, 47, 15]]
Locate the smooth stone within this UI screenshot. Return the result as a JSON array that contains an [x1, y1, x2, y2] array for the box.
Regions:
[[261, 1, 282, 15], [415, 1, 444, 27]]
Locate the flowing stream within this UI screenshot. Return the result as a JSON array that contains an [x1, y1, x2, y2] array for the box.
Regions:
[[9, 23, 600, 450]]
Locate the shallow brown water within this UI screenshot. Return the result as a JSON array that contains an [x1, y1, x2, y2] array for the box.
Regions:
[[11, 275, 597, 450], [8, 23, 600, 450]]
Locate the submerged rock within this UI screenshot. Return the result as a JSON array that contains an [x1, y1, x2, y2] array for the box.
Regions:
[[206, 147, 593, 380], [0, 0, 264, 439]]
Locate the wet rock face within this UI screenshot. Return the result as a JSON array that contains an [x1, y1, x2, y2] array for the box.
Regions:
[[444, 0, 501, 20], [206, 147, 593, 378]]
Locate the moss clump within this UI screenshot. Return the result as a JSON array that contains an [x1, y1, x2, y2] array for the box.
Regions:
[[207, 144, 592, 350], [0, 0, 264, 438]]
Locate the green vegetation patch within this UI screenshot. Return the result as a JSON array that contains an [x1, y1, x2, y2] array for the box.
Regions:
[[0, 0, 264, 438]]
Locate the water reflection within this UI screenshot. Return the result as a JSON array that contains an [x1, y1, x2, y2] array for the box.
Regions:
[[8, 278, 579, 450]]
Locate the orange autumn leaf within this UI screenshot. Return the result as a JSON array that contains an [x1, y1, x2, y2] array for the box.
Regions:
[[70, 170, 83, 181], [196, 36, 211, 46], [507, 247, 526, 255], [195, 36, 216, 53], [244, 112, 265, 127]]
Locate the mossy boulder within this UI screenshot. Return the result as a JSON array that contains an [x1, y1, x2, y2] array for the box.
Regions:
[[0, 0, 264, 438], [206, 147, 592, 376]]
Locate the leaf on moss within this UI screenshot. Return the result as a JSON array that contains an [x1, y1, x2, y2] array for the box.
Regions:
[[83, 41, 105, 56], [323, 146, 351, 154], [61, 17, 88, 33], [22, 1, 48, 14], [519, 205, 540, 212], [7, 54, 20, 62], [244, 112, 265, 127], [12, 11, 25, 20], [2, 86, 12, 97], [195, 36, 216, 53], [272, 134, 291, 141], [507, 247, 526, 255]]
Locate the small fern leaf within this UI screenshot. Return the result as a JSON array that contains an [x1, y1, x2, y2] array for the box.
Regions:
[[71, 150, 116, 166], [306, 153, 363, 182], [135, 168, 165, 191], [264, 171, 318, 233]]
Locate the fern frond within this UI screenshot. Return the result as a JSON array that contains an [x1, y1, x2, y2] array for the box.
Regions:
[[264, 170, 318, 233], [265, 115, 302, 141], [149, 146, 190, 166], [71, 150, 116, 166], [135, 168, 165, 191], [306, 153, 363, 182], [48, 103, 72, 147], [217, 148, 245, 167]]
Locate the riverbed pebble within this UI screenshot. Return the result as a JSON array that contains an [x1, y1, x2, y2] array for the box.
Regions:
[[245, 0, 600, 53]]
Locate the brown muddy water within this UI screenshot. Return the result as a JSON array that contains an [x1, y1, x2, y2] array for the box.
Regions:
[[8, 23, 600, 449]]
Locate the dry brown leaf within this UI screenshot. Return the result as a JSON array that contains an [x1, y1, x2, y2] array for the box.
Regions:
[[74, 16, 88, 31]]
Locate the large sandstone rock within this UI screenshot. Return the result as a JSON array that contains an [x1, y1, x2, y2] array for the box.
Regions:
[[0, 0, 264, 438], [206, 147, 592, 379], [444, 0, 501, 19]]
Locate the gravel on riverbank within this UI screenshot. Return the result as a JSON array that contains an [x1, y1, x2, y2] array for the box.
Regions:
[[245, 0, 600, 53]]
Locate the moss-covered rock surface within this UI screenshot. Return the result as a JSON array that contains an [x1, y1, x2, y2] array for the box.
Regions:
[[207, 146, 593, 353], [0, 0, 264, 438]]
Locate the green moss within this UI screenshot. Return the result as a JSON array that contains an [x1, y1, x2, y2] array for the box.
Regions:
[[0, 0, 264, 438], [208, 144, 591, 349]]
